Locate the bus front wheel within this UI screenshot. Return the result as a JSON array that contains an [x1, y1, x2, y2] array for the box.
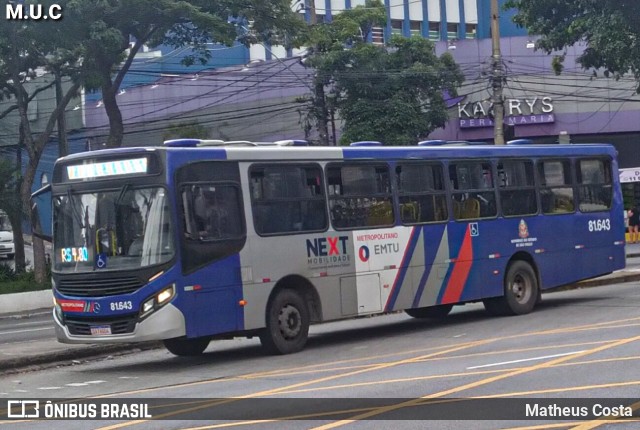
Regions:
[[163, 337, 210, 356], [405, 304, 453, 319], [260, 289, 309, 355], [484, 261, 538, 316]]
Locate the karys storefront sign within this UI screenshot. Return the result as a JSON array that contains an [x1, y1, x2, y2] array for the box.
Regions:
[[458, 96, 554, 128]]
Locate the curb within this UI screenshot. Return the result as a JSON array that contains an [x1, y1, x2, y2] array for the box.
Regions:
[[0, 290, 52, 316], [0, 342, 162, 375], [573, 272, 640, 289]]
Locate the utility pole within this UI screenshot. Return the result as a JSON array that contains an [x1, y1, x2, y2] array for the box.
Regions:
[[307, 0, 330, 145], [54, 67, 69, 157], [490, 0, 505, 145]]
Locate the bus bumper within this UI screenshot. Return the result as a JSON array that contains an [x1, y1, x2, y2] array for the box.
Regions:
[[53, 303, 186, 344]]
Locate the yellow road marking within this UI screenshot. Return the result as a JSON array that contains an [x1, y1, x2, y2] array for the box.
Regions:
[[95, 339, 493, 429], [310, 335, 640, 429]]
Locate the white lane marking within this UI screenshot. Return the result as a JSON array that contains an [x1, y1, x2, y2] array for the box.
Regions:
[[14, 390, 28, 393], [118, 376, 139, 379], [38, 387, 62, 390], [466, 350, 586, 370], [0, 327, 54, 336], [66, 383, 89, 387], [85, 380, 106, 384]]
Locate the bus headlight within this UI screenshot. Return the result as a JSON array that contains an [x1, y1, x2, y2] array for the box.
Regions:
[[140, 284, 175, 318], [157, 286, 174, 304], [141, 298, 154, 315], [54, 300, 63, 322]]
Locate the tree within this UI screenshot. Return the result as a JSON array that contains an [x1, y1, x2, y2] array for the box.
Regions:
[[304, 0, 464, 146], [335, 38, 464, 145], [0, 2, 83, 281], [68, 0, 306, 148], [505, 1, 640, 88], [303, 0, 387, 145], [163, 121, 210, 141]]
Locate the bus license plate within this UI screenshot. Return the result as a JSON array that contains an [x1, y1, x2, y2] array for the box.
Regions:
[[90, 325, 111, 335]]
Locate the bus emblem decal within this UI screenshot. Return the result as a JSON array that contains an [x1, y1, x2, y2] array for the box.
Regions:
[[519, 219, 529, 238]]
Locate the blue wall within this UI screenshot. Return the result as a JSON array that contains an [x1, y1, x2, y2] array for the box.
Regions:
[[476, 0, 528, 39]]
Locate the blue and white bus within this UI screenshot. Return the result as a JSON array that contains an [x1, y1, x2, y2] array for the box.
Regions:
[[47, 139, 625, 356]]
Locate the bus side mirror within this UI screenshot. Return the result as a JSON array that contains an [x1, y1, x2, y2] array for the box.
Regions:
[[30, 184, 52, 243]]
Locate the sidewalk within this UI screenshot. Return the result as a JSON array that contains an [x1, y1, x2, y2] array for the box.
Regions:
[[1, 244, 640, 374]]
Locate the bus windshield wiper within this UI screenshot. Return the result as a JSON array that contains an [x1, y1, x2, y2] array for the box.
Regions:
[[67, 188, 85, 229], [115, 184, 130, 206]]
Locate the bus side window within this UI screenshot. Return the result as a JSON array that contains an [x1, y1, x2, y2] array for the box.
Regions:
[[538, 159, 575, 214], [396, 163, 448, 224], [183, 184, 242, 241], [327, 163, 394, 229], [498, 159, 537, 217], [449, 161, 496, 220], [577, 158, 612, 212], [250, 164, 327, 235]]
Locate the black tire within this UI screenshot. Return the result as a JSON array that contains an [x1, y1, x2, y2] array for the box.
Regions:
[[6, 253, 14, 260], [484, 261, 538, 316], [405, 304, 453, 319], [260, 289, 309, 355], [163, 337, 210, 356]]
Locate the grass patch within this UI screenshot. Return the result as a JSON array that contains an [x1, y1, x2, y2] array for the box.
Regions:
[[0, 264, 51, 294]]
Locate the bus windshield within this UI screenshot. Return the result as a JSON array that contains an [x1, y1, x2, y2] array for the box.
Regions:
[[53, 187, 175, 273]]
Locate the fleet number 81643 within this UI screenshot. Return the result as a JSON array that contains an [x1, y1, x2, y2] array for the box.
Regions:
[[588, 219, 611, 232], [110, 301, 133, 311]]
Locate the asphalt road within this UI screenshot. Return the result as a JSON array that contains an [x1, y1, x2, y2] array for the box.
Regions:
[[1, 280, 640, 429]]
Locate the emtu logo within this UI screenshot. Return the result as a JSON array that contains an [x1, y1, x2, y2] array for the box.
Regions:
[[6, 2, 63, 21], [358, 245, 370, 262]]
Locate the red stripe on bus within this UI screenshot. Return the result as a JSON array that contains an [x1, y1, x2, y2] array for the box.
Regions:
[[441, 226, 473, 304]]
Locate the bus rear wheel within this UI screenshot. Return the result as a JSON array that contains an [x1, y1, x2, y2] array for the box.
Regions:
[[260, 289, 309, 355], [484, 261, 538, 316], [163, 337, 210, 356], [405, 304, 453, 319]]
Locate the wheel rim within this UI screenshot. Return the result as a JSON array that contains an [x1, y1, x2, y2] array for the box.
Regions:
[[278, 304, 301, 339], [510, 272, 532, 304]]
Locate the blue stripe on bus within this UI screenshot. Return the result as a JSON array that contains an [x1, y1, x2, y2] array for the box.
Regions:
[[385, 226, 420, 311], [165, 147, 228, 167], [412, 225, 447, 308]]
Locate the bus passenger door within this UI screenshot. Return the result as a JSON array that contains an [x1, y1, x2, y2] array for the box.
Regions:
[[179, 255, 242, 337], [177, 179, 247, 338]]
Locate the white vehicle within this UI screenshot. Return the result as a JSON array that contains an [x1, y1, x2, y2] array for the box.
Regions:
[[0, 211, 15, 259]]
